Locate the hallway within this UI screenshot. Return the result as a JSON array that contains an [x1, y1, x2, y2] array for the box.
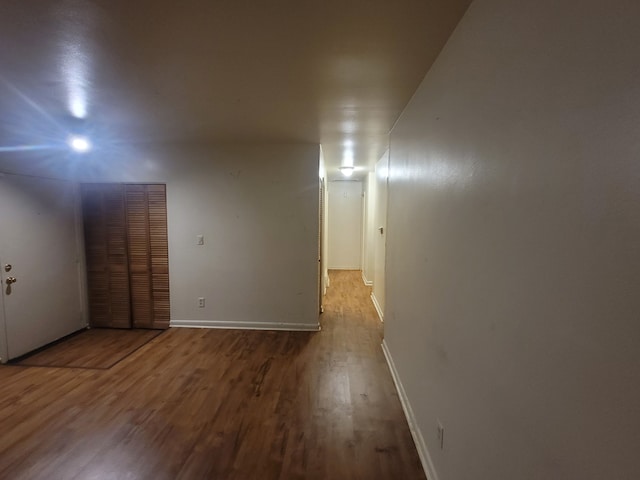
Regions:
[[0, 270, 424, 480]]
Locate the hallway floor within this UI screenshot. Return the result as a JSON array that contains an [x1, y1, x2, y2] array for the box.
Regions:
[[0, 270, 425, 479]]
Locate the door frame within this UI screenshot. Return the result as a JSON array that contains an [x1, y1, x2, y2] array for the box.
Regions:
[[318, 177, 325, 313], [0, 261, 8, 363]]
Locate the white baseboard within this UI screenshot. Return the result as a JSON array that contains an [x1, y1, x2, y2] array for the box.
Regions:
[[361, 271, 373, 286], [328, 266, 360, 270], [170, 320, 321, 331], [381, 339, 439, 480], [371, 293, 384, 322]]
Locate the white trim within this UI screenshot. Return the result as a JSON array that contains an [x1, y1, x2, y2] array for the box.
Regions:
[[328, 266, 361, 270], [73, 183, 90, 330], [0, 270, 7, 363], [361, 271, 373, 286], [371, 293, 384, 322], [170, 320, 321, 331], [381, 339, 438, 480]]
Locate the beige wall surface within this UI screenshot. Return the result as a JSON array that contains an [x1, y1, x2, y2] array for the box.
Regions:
[[385, 1, 640, 479], [1, 143, 320, 330]]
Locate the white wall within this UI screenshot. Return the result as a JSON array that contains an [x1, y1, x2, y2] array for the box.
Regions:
[[385, 1, 640, 479], [371, 152, 388, 320], [0, 143, 321, 331], [327, 180, 363, 269]]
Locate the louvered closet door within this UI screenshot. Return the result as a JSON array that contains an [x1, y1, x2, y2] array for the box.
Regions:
[[125, 184, 170, 329], [146, 185, 170, 328], [81, 184, 132, 328], [82, 183, 170, 330]]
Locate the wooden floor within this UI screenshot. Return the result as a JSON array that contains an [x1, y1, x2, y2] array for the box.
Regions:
[[0, 270, 425, 480], [13, 328, 162, 369]]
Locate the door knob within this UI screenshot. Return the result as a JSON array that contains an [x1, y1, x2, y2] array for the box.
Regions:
[[3, 264, 11, 272], [5, 276, 16, 285]]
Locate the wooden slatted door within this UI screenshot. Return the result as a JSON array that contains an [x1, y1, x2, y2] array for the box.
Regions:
[[147, 185, 171, 328], [81, 184, 132, 328], [125, 185, 170, 329], [82, 183, 170, 330]]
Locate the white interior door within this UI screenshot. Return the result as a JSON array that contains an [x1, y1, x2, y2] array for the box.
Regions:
[[0, 174, 85, 362], [372, 152, 389, 318], [327, 181, 363, 269]]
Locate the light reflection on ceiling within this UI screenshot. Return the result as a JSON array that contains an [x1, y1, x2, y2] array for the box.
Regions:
[[0, 0, 472, 179]]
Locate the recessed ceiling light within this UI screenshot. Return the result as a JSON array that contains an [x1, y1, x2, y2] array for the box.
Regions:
[[339, 166, 355, 177], [68, 135, 91, 153]]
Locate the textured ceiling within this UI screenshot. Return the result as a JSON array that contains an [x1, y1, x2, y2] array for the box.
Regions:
[[0, 0, 470, 179]]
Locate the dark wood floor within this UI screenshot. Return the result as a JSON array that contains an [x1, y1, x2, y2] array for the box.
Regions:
[[0, 270, 425, 480], [13, 328, 162, 369]]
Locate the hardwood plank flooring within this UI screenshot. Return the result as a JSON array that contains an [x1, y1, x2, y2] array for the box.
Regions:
[[12, 329, 163, 369], [0, 270, 425, 480]]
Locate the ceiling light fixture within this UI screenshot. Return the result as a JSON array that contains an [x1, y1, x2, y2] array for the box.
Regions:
[[68, 135, 91, 153], [339, 166, 355, 177]]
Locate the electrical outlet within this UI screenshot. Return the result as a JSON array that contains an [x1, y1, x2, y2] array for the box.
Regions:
[[437, 421, 445, 450], [198, 297, 205, 308]]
